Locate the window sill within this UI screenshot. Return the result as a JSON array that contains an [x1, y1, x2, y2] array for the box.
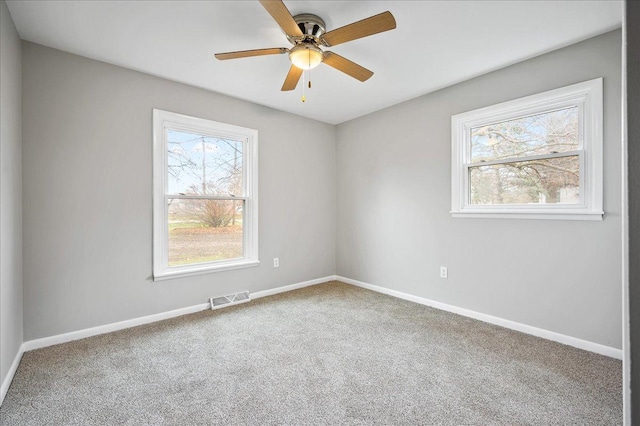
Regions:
[[451, 211, 604, 221], [153, 259, 261, 281]]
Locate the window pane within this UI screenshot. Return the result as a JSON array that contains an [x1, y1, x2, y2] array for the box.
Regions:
[[470, 107, 579, 162], [469, 156, 580, 205], [168, 199, 243, 266], [167, 130, 243, 196]]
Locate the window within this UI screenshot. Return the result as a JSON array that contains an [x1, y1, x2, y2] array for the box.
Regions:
[[153, 109, 258, 280], [451, 78, 603, 220]]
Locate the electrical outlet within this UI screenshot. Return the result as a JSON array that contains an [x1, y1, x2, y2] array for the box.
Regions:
[[440, 266, 448, 279], [273, 258, 279, 268]]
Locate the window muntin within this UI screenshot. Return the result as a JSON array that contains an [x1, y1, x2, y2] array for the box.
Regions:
[[153, 110, 258, 280], [451, 78, 603, 220]]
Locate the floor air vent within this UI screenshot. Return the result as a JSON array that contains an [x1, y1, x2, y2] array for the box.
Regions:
[[209, 291, 250, 311]]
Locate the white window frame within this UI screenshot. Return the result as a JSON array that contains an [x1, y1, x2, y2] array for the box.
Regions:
[[152, 109, 259, 281], [451, 78, 603, 220]]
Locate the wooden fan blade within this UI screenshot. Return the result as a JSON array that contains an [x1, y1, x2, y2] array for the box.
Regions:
[[322, 52, 373, 82], [321, 11, 396, 47], [215, 48, 288, 60], [281, 65, 303, 91], [259, 0, 303, 37]]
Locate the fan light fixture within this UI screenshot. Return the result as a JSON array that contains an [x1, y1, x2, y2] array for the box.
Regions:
[[289, 44, 323, 70], [214, 1, 397, 95]]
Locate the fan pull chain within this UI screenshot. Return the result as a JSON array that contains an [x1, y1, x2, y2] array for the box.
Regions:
[[308, 52, 312, 89], [301, 51, 313, 102]]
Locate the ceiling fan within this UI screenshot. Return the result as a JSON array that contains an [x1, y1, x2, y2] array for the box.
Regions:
[[214, 0, 396, 92]]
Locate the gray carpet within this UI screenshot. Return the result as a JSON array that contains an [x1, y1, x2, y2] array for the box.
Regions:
[[0, 281, 621, 425]]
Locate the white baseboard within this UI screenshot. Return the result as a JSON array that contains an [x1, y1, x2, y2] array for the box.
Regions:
[[7, 272, 618, 406], [22, 303, 210, 352], [1, 343, 25, 406], [22, 275, 336, 353], [336, 275, 623, 360], [251, 275, 337, 299]]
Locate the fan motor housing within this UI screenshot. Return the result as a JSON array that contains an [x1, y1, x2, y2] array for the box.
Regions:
[[287, 14, 326, 45]]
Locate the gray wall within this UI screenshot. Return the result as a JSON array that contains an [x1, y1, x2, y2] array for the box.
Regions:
[[15, 27, 625, 353], [21, 42, 336, 340], [336, 30, 622, 349], [626, 0, 640, 421], [0, 0, 23, 388]]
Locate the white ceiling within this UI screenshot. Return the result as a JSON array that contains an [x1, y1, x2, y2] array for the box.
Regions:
[[6, 0, 622, 125]]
